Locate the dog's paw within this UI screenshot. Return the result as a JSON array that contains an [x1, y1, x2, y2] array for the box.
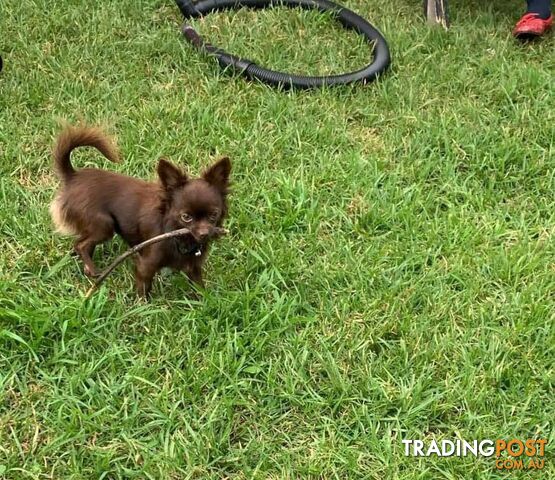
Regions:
[[84, 265, 100, 278]]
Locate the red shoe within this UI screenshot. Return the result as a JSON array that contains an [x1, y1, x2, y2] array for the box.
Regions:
[[513, 13, 553, 38]]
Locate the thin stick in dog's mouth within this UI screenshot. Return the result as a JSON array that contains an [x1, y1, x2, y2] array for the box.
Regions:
[[85, 227, 228, 298]]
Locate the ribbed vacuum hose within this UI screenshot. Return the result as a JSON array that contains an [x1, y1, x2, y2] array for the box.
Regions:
[[176, 0, 390, 89]]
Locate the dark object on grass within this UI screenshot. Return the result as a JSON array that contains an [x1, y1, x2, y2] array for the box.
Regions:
[[0, 55, 3, 72], [175, 0, 390, 89], [424, 0, 449, 29], [85, 227, 228, 298]]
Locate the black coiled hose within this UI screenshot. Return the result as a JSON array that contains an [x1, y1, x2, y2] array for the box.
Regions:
[[175, 0, 390, 89]]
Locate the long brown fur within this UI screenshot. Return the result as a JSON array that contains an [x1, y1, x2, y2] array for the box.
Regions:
[[53, 124, 120, 181], [50, 124, 231, 297]]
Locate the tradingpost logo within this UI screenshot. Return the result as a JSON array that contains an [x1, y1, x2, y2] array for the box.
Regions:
[[402, 438, 547, 470]]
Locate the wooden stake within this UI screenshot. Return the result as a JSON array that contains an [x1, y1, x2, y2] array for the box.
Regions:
[[424, 0, 450, 29]]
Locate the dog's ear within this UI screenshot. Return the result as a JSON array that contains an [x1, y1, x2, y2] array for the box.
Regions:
[[157, 158, 187, 191], [203, 157, 231, 194]]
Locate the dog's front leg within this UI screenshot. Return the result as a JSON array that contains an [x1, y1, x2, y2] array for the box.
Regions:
[[183, 260, 204, 288], [135, 248, 162, 298]]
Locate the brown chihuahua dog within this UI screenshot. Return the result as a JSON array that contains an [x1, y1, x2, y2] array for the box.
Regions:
[[50, 124, 231, 297]]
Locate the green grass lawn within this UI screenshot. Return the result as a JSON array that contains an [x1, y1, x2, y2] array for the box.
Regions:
[[1, 0, 554, 478]]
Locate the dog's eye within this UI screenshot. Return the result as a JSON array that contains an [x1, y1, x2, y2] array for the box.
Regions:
[[180, 213, 193, 223], [210, 210, 220, 222]]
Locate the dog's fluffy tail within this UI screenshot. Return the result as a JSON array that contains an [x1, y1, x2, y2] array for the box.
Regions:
[[53, 124, 119, 182]]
